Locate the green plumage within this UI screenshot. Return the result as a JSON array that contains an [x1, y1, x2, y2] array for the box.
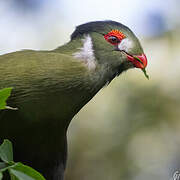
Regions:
[[0, 21, 145, 180]]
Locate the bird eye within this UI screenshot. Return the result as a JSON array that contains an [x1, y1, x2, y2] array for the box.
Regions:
[[107, 36, 120, 44], [104, 29, 126, 45]]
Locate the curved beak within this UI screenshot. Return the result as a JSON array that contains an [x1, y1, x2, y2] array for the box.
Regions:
[[125, 52, 149, 79], [126, 53, 147, 69]]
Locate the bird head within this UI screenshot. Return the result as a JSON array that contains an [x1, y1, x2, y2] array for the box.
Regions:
[[71, 21, 149, 79]]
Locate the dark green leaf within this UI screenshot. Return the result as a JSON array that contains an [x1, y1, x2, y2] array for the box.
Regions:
[[9, 163, 45, 180], [142, 68, 149, 80], [0, 140, 13, 163], [0, 88, 13, 110]]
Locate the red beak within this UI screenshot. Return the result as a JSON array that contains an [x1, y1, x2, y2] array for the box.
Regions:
[[126, 53, 147, 69]]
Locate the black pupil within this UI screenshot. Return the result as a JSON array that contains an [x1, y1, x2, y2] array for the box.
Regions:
[[109, 36, 119, 43]]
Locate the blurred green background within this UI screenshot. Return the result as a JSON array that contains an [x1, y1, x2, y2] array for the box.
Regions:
[[0, 0, 180, 179]]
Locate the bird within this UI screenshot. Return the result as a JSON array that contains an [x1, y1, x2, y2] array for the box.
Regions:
[[0, 21, 148, 180]]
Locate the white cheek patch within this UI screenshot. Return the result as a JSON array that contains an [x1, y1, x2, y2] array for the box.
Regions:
[[73, 34, 96, 70], [118, 38, 133, 52]]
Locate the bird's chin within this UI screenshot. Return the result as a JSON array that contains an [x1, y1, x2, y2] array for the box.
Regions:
[[119, 51, 135, 69], [116, 60, 134, 76]]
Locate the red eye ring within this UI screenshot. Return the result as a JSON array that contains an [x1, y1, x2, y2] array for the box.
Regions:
[[104, 29, 126, 45]]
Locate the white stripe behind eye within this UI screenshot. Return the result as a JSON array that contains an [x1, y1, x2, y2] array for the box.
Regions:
[[118, 38, 133, 52], [73, 34, 96, 70]]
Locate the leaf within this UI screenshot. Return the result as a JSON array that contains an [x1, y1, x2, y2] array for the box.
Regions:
[[142, 68, 149, 80], [0, 172, 2, 180], [0, 140, 13, 163], [0, 88, 13, 110], [0, 140, 45, 180], [10, 169, 34, 180], [9, 163, 45, 180]]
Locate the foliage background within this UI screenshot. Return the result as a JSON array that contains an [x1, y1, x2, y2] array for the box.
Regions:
[[0, 0, 180, 179]]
